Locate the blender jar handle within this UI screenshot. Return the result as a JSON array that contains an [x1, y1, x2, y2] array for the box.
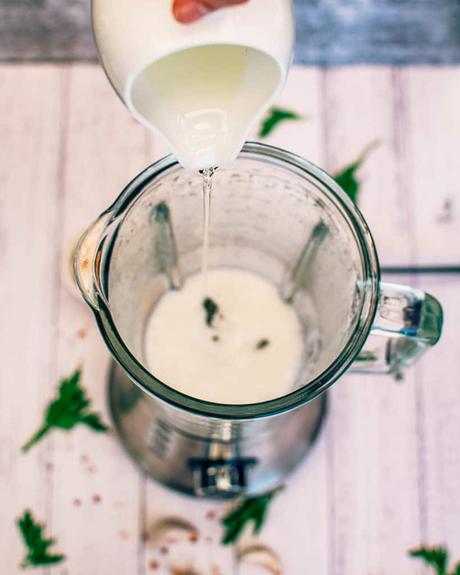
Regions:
[[350, 282, 443, 377]]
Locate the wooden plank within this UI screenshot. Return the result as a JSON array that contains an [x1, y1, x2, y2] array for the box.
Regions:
[[404, 67, 460, 553], [322, 67, 421, 575], [142, 132, 236, 575], [2, 1, 460, 65], [245, 66, 331, 575], [0, 65, 63, 574], [49, 64, 148, 575]]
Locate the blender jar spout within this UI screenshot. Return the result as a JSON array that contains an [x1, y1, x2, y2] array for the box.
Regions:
[[73, 214, 110, 310]]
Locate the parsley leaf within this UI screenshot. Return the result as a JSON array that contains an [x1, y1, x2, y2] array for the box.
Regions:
[[22, 369, 108, 452], [221, 488, 281, 545], [333, 140, 379, 204], [203, 297, 219, 327], [17, 510, 65, 569], [355, 351, 378, 362], [155, 201, 170, 223], [256, 339, 270, 350], [409, 546, 449, 575], [258, 107, 302, 139]]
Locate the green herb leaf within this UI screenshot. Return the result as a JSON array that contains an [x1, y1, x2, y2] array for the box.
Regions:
[[409, 546, 449, 575], [258, 107, 302, 139], [155, 201, 170, 223], [256, 339, 270, 350], [451, 564, 460, 575], [221, 488, 281, 545], [333, 140, 379, 205], [22, 369, 108, 452], [203, 297, 219, 327], [355, 351, 378, 362], [17, 510, 65, 569]]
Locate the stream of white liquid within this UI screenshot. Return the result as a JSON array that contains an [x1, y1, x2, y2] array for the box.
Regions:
[[200, 168, 214, 289]]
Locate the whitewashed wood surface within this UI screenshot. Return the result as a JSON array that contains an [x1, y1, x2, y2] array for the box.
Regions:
[[0, 64, 459, 575]]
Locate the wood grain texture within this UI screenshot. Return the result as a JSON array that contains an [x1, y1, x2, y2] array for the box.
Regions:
[[0, 65, 64, 575], [48, 65, 148, 575], [1, 0, 460, 64], [322, 67, 421, 575], [403, 67, 460, 554], [0, 63, 459, 574]]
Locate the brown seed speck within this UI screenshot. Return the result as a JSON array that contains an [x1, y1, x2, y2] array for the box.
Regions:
[[159, 546, 168, 555], [205, 536, 213, 544], [189, 532, 198, 543], [76, 327, 87, 339], [149, 560, 159, 571], [119, 530, 130, 540], [212, 335, 220, 342], [73, 498, 81, 507], [88, 464, 97, 474], [45, 462, 54, 472], [170, 568, 200, 575], [205, 510, 216, 520], [92, 494, 101, 504], [80, 455, 89, 464], [211, 566, 222, 575]]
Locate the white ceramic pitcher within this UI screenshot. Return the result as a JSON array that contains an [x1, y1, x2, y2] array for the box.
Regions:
[[92, 0, 294, 170]]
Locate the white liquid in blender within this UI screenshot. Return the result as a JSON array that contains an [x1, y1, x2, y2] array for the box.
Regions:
[[144, 268, 304, 404]]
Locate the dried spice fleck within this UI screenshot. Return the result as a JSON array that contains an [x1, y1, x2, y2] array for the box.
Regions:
[[159, 546, 169, 555], [92, 494, 101, 504], [189, 532, 199, 543], [149, 559, 159, 570], [76, 327, 87, 339], [72, 498, 81, 507]]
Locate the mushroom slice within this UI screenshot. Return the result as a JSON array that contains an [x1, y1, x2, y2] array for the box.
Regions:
[[145, 516, 199, 546], [238, 543, 283, 575]]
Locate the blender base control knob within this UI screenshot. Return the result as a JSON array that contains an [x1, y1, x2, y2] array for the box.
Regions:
[[189, 457, 258, 497]]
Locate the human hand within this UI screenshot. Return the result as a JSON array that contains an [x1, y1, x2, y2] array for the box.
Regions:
[[173, 0, 249, 23]]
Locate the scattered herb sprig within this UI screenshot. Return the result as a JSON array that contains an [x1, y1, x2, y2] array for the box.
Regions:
[[203, 297, 220, 328], [258, 107, 302, 139], [333, 140, 379, 204], [410, 545, 460, 575], [22, 369, 108, 453], [221, 488, 281, 545], [355, 350, 378, 362], [17, 510, 65, 569]]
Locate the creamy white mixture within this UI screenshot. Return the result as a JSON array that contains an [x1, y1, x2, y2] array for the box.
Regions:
[[144, 268, 304, 404]]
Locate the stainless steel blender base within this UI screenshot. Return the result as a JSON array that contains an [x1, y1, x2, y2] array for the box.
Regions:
[[108, 361, 327, 498]]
